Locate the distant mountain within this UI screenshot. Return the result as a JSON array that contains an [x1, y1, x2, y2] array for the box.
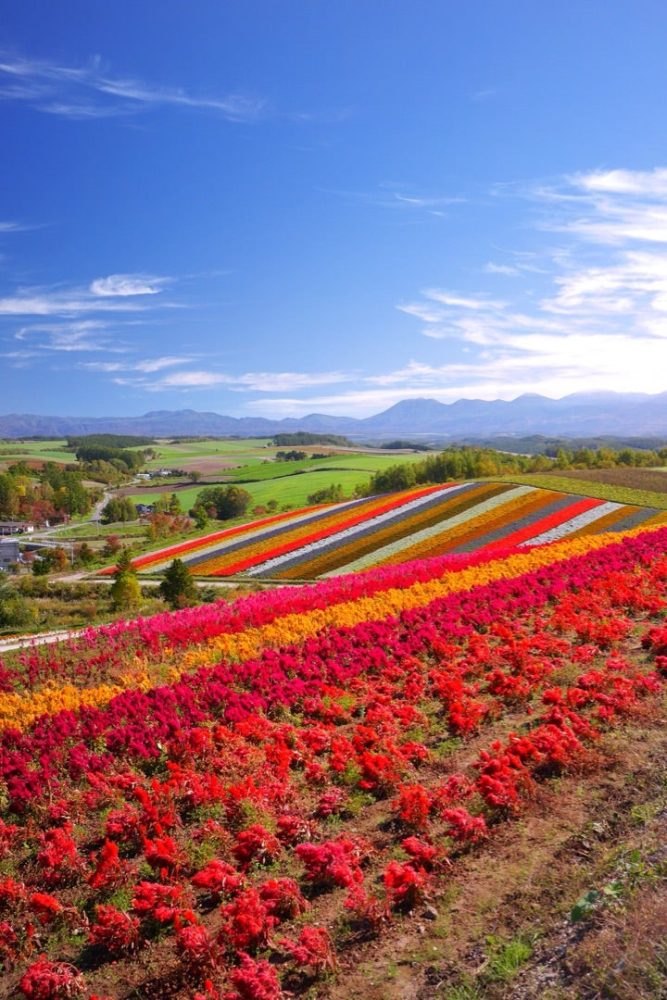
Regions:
[[1, 391, 667, 440]]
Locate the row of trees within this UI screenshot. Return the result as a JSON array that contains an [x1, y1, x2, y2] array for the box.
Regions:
[[109, 552, 196, 612], [364, 444, 667, 494]]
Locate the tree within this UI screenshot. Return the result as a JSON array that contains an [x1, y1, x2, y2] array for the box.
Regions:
[[159, 559, 197, 609], [102, 534, 122, 558], [0, 573, 36, 628], [195, 486, 252, 521], [191, 504, 209, 530], [189, 470, 202, 484], [100, 496, 137, 524], [110, 572, 141, 612], [110, 549, 141, 612], [74, 542, 95, 567]]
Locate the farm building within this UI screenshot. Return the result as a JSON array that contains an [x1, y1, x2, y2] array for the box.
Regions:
[[0, 521, 34, 536], [0, 540, 20, 570]]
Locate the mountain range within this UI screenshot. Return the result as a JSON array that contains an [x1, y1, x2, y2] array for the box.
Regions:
[[2, 391, 667, 440]]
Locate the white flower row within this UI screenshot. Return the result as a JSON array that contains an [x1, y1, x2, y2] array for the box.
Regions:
[[323, 485, 537, 577], [244, 484, 468, 577], [519, 500, 622, 547]]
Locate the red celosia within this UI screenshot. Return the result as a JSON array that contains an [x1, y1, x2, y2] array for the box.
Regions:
[[131, 881, 184, 924], [219, 888, 278, 952], [29, 893, 63, 925], [259, 878, 308, 919], [176, 922, 220, 974], [233, 825, 281, 868], [19, 957, 86, 999], [88, 839, 125, 890], [191, 859, 243, 900], [281, 925, 336, 972], [393, 784, 433, 831], [383, 860, 429, 910], [296, 839, 366, 889], [88, 905, 140, 956], [441, 807, 488, 844], [225, 952, 283, 1000]]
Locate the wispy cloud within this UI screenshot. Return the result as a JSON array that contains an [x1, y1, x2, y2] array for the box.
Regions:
[[0, 220, 31, 233], [0, 272, 174, 355], [81, 355, 191, 373], [113, 368, 353, 393], [0, 271, 171, 319], [89, 273, 171, 297], [0, 50, 266, 121], [325, 182, 463, 218]]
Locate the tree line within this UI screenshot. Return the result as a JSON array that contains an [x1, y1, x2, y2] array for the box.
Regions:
[[364, 444, 667, 494]]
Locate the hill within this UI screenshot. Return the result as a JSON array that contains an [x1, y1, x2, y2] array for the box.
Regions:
[[108, 481, 667, 580]]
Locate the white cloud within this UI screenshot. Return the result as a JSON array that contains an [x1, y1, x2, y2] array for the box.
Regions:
[[386, 166, 667, 410], [575, 167, 667, 197], [0, 50, 265, 122], [115, 368, 354, 393], [89, 273, 169, 297], [0, 291, 149, 316]]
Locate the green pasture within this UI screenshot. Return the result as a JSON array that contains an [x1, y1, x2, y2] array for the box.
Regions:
[[229, 451, 425, 483], [127, 465, 382, 513], [492, 474, 667, 510], [0, 439, 72, 465], [138, 438, 273, 468]]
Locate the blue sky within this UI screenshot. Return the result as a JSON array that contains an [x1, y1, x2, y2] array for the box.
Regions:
[[2, 1, 667, 417]]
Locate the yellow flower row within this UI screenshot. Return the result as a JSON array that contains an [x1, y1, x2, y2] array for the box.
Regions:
[[0, 522, 664, 732], [0, 666, 153, 734]]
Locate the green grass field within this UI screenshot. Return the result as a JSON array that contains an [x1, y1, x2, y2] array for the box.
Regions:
[[492, 473, 667, 510], [0, 440, 72, 465], [138, 438, 273, 469], [229, 451, 425, 482], [127, 466, 381, 512]]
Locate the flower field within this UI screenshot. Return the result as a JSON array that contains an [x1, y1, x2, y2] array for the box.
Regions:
[[2, 522, 667, 996], [111, 481, 667, 581]]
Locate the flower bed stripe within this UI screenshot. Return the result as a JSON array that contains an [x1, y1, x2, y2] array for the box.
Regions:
[[244, 483, 481, 579], [377, 486, 554, 565], [282, 482, 511, 581], [458, 495, 602, 553], [201, 484, 448, 577], [98, 501, 348, 575], [321, 483, 530, 577], [600, 506, 666, 534], [150, 495, 379, 573], [521, 500, 622, 546]]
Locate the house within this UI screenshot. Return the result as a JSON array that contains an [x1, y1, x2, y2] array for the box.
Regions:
[[0, 540, 20, 570], [0, 521, 35, 536], [135, 503, 156, 516]]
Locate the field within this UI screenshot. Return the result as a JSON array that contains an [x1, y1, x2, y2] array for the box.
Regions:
[[0, 440, 72, 468], [553, 466, 667, 493], [493, 473, 667, 510], [126, 460, 423, 516], [2, 523, 667, 997], [118, 481, 667, 580]]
